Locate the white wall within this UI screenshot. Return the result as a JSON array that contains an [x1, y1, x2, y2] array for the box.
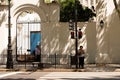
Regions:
[[41, 22, 96, 63], [0, 0, 96, 64], [96, 0, 120, 63]]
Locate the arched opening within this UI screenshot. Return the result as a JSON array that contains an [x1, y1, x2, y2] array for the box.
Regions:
[[16, 10, 41, 62]]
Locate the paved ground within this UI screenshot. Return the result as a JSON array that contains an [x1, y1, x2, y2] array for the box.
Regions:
[[0, 64, 120, 72], [0, 72, 120, 80], [38, 72, 120, 80], [0, 64, 120, 80]]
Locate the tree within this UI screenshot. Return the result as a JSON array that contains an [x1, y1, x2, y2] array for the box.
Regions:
[[59, 0, 96, 22]]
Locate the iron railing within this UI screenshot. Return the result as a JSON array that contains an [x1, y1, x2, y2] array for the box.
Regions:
[[0, 53, 76, 69]]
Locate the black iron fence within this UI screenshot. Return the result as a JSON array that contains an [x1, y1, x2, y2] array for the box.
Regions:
[[0, 53, 76, 69], [0, 54, 17, 64], [41, 53, 76, 68]]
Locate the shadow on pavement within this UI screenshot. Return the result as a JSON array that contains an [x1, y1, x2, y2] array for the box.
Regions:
[[61, 75, 120, 80], [60, 78, 120, 80], [0, 78, 35, 80]]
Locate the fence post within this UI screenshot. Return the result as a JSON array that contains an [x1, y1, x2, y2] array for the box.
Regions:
[[70, 53, 72, 68], [25, 53, 27, 69], [55, 53, 56, 69]]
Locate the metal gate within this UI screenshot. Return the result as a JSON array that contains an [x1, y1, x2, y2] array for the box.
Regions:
[[16, 22, 41, 62]]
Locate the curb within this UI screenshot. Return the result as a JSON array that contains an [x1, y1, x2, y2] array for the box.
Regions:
[[0, 68, 19, 72]]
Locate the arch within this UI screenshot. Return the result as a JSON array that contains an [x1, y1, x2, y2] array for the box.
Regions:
[[13, 4, 47, 22], [12, 4, 45, 62]]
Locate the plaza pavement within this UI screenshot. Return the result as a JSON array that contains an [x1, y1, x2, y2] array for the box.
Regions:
[[0, 72, 120, 80], [0, 64, 120, 80], [38, 72, 120, 80], [0, 64, 120, 72]]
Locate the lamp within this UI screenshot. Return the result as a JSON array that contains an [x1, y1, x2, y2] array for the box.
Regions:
[[6, 0, 13, 69], [100, 20, 104, 28]]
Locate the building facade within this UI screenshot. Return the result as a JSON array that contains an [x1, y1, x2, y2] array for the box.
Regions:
[[0, 0, 97, 65], [80, 0, 96, 8], [0, 0, 120, 66], [80, 0, 120, 64], [96, 0, 120, 63]]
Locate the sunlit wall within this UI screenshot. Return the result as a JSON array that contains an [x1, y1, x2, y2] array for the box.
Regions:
[[0, 0, 96, 64], [96, 0, 120, 63]]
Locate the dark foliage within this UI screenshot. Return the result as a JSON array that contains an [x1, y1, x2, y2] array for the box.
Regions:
[[60, 0, 96, 22]]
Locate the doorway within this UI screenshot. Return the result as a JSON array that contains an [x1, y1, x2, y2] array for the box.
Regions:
[[30, 31, 41, 55], [16, 11, 41, 62]]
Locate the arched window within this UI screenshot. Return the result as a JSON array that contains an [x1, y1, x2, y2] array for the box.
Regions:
[[17, 11, 40, 23]]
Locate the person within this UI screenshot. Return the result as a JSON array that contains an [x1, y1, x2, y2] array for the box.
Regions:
[[35, 45, 41, 62], [78, 46, 85, 69]]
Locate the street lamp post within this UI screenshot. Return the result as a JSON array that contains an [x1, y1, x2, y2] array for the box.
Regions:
[[69, 0, 78, 69], [74, 0, 78, 69], [6, 0, 13, 69]]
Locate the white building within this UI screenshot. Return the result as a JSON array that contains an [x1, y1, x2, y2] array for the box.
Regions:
[[79, 0, 96, 9], [0, 0, 120, 67], [80, 0, 120, 64], [96, 0, 120, 63]]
